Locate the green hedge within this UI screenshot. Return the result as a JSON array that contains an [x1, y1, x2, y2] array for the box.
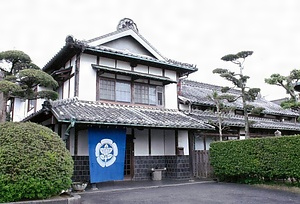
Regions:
[[0, 122, 74, 203], [210, 135, 300, 185]]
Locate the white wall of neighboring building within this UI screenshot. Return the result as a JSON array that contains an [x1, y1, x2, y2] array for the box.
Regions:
[[178, 130, 189, 155], [78, 54, 97, 100]]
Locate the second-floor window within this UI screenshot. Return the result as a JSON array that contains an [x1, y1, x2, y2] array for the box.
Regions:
[[134, 84, 163, 106], [99, 78, 163, 106], [99, 79, 131, 102]]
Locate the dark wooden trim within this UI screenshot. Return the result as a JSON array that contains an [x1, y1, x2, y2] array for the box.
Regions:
[[175, 129, 178, 153], [148, 129, 151, 155], [188, 130, 195, 179], [74, 54, 81, 97], [74, 127, 78, 155]]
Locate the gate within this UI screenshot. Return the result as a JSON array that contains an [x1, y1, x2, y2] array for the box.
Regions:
[[193, 150, 214, 178]]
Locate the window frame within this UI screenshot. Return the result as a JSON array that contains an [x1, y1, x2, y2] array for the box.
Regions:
[[133, 82, 164, 106], [98, 77, 132, 103], [98, 76, 164, 107]]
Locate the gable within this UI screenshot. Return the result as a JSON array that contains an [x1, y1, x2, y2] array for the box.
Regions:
[[87, 21, 166, 61], [101, 36, 156, 58]]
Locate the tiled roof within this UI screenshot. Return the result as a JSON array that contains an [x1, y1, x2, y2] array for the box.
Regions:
[[179, 80, 298, 117], [48, 98, 213, 130], [185, 110, 300, 131], [43, 33, 197, 74]]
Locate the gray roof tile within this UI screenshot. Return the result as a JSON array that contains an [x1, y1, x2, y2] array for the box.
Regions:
[[185, 109, 300, 131], [180, 80, 298, 117], [49, 98, 213, 130]]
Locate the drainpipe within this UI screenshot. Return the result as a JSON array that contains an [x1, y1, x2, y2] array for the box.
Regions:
[[64, 117, 76, 142]]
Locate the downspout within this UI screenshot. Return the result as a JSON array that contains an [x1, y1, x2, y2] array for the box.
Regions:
[[188, 101, 192, 114], [64, 117, 76, 142]]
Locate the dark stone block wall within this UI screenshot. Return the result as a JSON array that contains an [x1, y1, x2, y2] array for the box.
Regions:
[[133, 155, 190, 180], [72, 156, 90, 182], [72, 155, 190, 182]]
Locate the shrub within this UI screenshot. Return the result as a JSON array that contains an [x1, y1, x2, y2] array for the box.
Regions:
[[210, 135, 300, 185], [0, 122, 73, 203]]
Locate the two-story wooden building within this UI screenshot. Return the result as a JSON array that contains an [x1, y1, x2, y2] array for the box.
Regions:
[[15, 18, 213, 183]]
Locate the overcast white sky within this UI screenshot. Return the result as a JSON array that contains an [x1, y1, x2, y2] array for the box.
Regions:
[[1, 0, 300, 100]]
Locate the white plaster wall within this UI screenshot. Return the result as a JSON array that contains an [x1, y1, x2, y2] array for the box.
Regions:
[[165, 83, 178, 109], [69, 76, 75, 98], [178, 130, 189, 155], [149, 67, 162, 76], [164, 130, 176, 155], [134, 64, 148, 73], [164, 70, 176, 81], [63, 80, 69, 99], [99, 57, 115, 67], [116, 60, 131, 71], [151, 129, 164, 155], [134, 129, 149, 156], [68, 125, 75, 156], [195, 136, 205, 150], [12, 98, 25, 122], [78, 54, 97, 100], [57, 86, 63, 99], [77, 129, 89, 156]]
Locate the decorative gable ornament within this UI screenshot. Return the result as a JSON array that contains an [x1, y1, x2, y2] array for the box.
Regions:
[[117, 18, 138, 32]]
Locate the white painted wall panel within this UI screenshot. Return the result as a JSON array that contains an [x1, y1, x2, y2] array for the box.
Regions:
[[77, 130, 89, 156], [178, 130, 189, 155], [149, 67, 162, 76], [151, 129, 164, 155], [99, 57, 115, 67], [134, 64, 148, 73], [164, 70, 176, 81], [63, 80, 69, 99], [12, 98, 25, 122], [164, 130, 175, 155], [116, 60, 131, 70], [69, 76, 75, 98], [78, 54, 97, 100], [164, 83, 178, 109], [134, 129, 149, 156], [69, 128, 75, 156]]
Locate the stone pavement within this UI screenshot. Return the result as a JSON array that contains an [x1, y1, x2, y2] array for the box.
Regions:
[[77, 179, 300, 204]]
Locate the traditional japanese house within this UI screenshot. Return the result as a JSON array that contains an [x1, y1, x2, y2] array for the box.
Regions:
[[14, 18, 213, 183]]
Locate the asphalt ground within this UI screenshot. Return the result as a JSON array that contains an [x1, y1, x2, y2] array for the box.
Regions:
[[77, 180, 300, 204]]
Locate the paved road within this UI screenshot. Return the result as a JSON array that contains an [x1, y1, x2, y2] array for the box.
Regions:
[[79, 181, 300, 204]]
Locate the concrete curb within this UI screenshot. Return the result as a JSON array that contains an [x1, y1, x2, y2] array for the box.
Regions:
[[76, 180, 216, 195], [5, 194, 81, 204]]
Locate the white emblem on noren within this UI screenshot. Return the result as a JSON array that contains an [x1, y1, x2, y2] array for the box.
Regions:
[[95, 139, 118, 167]]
